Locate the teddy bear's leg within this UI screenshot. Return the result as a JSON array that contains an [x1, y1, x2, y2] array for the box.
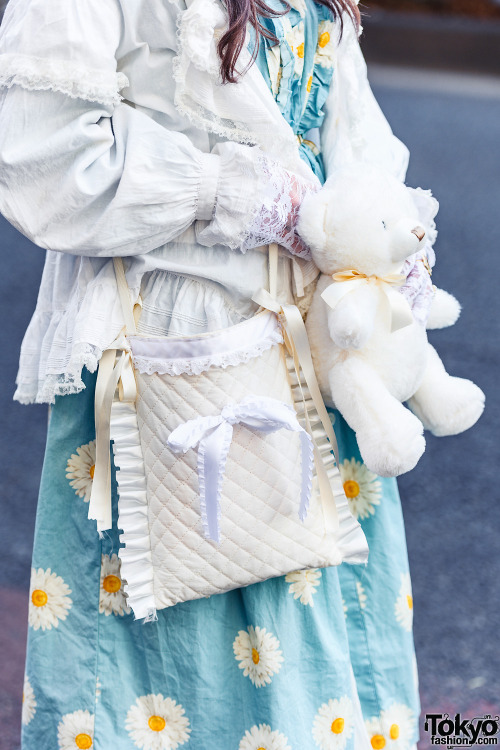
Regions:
[[407, 344, 485, 437], [329, 358, 426, 478]]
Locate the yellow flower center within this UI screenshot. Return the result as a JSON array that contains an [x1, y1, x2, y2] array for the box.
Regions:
[[75, 733, 93, 749], [297, 42, 304, 58], [407, 595, 413, 610], [148, 715, 166, 732], [89, 464, 95, 480], [307, 76, 313, 92], [31, 589, 48, 607], [371, 735, 386, 750], [343, 480, 360, 499], [252, 647, 260, 664], [318, 31, 330, 48], [390, 724, 400, 740], [331, 717, 345, 734], [102, 574, 122, 594]]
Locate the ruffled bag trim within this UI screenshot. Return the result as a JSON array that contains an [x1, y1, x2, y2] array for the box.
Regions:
[[284, 353, 369, 566], [110, 400, 157, 621], [0, 52, 129, 106]]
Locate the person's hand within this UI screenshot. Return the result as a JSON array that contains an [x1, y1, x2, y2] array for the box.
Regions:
[[195, 142, 321, 255], [240, 159, 321, 258]]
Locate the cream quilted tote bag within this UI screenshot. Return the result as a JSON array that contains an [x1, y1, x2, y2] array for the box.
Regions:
[[88, 248, 368, 620]]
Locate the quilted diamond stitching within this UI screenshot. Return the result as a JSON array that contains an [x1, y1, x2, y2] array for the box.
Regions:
[[128, 343, 358, 609]]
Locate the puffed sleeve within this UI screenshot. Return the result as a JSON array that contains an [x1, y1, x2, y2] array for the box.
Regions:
[[320, 14, 410, 182], [0, 0, 259, 257]]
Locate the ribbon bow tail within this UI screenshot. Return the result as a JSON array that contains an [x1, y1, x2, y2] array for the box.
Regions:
[[235, 396, 314, 523], [384, 286, 414, 333], [168, 414, 233, 543], [298, 429, 314, 522], [197, 421, 234, 543]]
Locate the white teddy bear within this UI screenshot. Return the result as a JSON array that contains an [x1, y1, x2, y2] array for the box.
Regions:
[[298, 163, 485, 478]]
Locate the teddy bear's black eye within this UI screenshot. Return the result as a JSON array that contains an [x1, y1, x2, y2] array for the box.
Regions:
[[382, 220, 387, 229]]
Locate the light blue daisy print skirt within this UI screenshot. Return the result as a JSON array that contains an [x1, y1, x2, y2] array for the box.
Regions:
[[22, 368, 420, 750]]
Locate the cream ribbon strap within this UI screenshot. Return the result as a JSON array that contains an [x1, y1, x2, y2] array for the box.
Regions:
[[322, 269, 413, 333], [88, 257, 139, 533], [253, 244, 341, 533], [167, 396, 313, 543]]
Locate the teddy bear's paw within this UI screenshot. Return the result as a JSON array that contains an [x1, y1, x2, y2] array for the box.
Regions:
[[357, 409, 426, 478], [410, 377, 485, 437], [426, 288, 461, 330]]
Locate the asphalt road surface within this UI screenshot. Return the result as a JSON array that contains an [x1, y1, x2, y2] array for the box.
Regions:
[[0, 67, 499, 748]]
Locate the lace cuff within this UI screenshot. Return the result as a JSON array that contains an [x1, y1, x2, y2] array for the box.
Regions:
[[0, 53, 129, 107], [196, 141, 319, 257]]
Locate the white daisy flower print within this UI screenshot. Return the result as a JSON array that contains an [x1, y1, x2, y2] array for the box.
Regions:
[[285, 568, 322, 606], [356, 581, 367, 610], [239, 723, 291, 750], [22, 676, 36, 726], [66, 440, 96, 502], [284, 19, 305, 78], [266, 45, 282, 97], [381, 704, 416, 749], [29, 567, 72, 631], [394, 573, 413, 632], [125, 694, 191, 750], [365, 704, 415, 750], [233, 625, 284, 687], [340, 458, 381, 520], [314, 20, 337, 68], [365, 717, 387, 750], [58, 709, 94, 750], [99, 554, 131, 617], [288, 0, 307, 17], [313, 696, 354, 750]]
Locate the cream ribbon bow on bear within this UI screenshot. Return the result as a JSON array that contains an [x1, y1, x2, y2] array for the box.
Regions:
[[321, 269, 414, 333]]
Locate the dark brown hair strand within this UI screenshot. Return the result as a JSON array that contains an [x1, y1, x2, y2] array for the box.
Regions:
[[217, 0, 360, 83]]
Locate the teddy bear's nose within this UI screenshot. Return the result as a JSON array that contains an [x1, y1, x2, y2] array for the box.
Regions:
[[411, 225, 426, 242]]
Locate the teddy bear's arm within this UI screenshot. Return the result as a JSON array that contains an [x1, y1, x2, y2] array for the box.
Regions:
[[327, 285, 378, 350], [426, 288, 461, 330]]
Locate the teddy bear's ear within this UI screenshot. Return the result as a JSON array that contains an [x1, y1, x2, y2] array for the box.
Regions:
[[297, 189, 333, 256]]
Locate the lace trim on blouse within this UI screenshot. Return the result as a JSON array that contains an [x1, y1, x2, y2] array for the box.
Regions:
[[0, 53, 129, 106]]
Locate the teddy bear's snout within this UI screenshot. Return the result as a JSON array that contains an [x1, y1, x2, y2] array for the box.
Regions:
[[411, 225, 426, 242]]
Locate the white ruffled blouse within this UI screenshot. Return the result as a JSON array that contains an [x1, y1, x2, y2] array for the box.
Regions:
[[0, 0, 409, 403]]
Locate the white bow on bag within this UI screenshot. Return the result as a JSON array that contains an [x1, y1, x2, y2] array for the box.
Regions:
[[167, 396, 314, 543]]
